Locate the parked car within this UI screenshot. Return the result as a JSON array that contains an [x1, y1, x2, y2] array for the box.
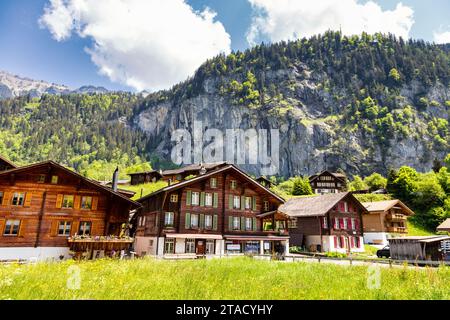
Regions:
[[377, 246, 390, 258]]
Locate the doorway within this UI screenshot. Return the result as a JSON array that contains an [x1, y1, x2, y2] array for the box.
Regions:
[[196, 240, 205, 255]]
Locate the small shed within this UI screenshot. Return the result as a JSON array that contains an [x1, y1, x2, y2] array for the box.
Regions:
[[437, 219, 450, 233], [389, 236, 450, 261]]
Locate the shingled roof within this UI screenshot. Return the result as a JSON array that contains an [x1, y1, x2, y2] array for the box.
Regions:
[[278, 192, 366, 217], [361, 199, 414, 216], [437, 219, 450, 232]]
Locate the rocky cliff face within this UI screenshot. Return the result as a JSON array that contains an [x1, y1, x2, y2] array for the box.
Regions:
[[135, 63, 449, 178]]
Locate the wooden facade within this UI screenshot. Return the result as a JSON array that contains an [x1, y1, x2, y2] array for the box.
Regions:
[[309, 171, 347, 195], [279, 193, 366, 253], [389, 236, 450, 261], [129, 171, 163, 185], [0, 161, 140, 261], [134, 165, 289, 257]]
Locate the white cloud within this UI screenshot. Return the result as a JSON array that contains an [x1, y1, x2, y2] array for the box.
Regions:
[[247, 0, 414, 46], [434, 30, 450, 44], [39, 0, 231, 91]]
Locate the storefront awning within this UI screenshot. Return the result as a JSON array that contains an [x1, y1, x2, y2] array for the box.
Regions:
[[166, 234, 223, 240], [224, 235, 289, 241]]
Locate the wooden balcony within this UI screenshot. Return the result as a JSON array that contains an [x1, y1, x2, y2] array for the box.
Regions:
[[386, 213, 407, 222], [386, 226, 408, 233]]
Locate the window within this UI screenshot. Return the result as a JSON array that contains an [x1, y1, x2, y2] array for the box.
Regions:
[[78, 221, 91, 236], [58, 221, 71, 236], [170, 194, 178, 203], [186, 239, 196, 254], [322, 217, 328, 229], [81, 196, 92, 209], [343, 202, 348, 212], [334, 218, 340, 230], [205, 215, 213, 229], [233, 196, 240, 209], [351, 218, 356, 230], [164, 212, 174, 227], [51, 175, 59, 184], [11, 193, 25, 206], [0, 191, 3, 204], [190, 214, 199, 229], [205, 193, 213, 207], [191, 192, 200, 206], [245, 217, 252, 231], [264, 201, 270, 211], [164, 239, 175, 254], [141, 216, 146, 227], [288, 218, 298, 229], [245, 197, 252, 210], [37, 175, 46, 183], [343, 218, 348, 230], [230, 180, 237, 189], [3, 220, 20, 236], [62, 195, 74, 209], [206, 240, 215, 254], [210, 178, 217, 188], [232, 216, 240, 230]]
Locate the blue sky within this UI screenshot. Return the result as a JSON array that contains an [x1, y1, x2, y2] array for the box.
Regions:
[[0, 0, 449, 92]]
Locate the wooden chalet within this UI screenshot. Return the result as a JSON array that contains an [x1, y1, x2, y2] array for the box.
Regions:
[[0, 155, 17, 172], [161, 162, 228, 184], [0, 161, 141, 261], [361, 200, 414, 245], [437, 219, 450, 234], [309, 170, 347, 195], [389, 236, 450, 261], [134, 164, 289, 258], [256, 176, 274, 188], [279, 192, 367, 253], [128, 170, 163, 185]]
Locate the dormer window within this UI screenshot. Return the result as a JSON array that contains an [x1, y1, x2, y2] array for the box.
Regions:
[[51, 176, 59, 184], [230, 180, 237, 190], [210, 178, 217, 188], [37, 175, 46, 183], [170, 194, 178, 203]]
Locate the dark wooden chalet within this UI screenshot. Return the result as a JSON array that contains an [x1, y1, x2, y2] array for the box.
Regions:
[[256, 177, 274, 188], [279, 192, 367, 253], [0, 161, 141, 261], [161, 162, 228, 184], [0, 155, 17, 172], [134, 164, 289, 257], [128, 170, 163, 185], [309, 170, 348, 195]]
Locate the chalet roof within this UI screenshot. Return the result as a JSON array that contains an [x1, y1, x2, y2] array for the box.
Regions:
[[0, 161, 141, 208], [309, 170, 347, 183], [162, 162, 228, 176], [278, 192, 367, 217], [137, 164, 285, 204], [389, 236, 450, 243], [0, 155, 17, 168], [437, 219, 450, 231], [127, 170, 162, 177], [361, 200, 414, 216]]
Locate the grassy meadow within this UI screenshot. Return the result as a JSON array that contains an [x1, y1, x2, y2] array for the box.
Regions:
[[0, 257, 449, 300]]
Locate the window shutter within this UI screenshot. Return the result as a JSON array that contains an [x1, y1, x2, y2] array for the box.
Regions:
[[18, 220, 25, 237], [228, 195, 233, 209], [2, 192, 11, 206], [185, 213, 191, 229], [333, 236, 338, 248], [228, 216, 233, 230], [341, 236, 346, 248], [213, 193, 219, 208], [200, 192, 205, 207], [240, 217, 245, 231], [252, 196, 257, 211], [350, 237, 355, 248], [213, 215, 218, 230], [200, 214, 205, 229], [240, 196, 245, 210], [186, 190, 192, 206], [51, 220, 59, 237], [252, 217, 257, 231], [339, 218, 344, 229], [91, 197, 98, 211], [23, 193, 32, 207], [74, 196, 81, 210], [72, 221, 79, 236], [355, 219, 360, 231], [0, 218, 5, 234], [56, 194, 63, 208]]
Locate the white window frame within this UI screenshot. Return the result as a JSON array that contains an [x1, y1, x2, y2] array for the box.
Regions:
[[231, 180, 237, 190], [210, 178, 217, 188], [186, 239, 196, 254], [58, 221, 72, 237], [245, 217, 252, 231], [323, 216, 328, 229], [164, 212, 174, 227], [190, 214, 199, 229], [334, 218, 340, 230], [351, 218, 356, 230], [205, 215, 213, 229], [232, 216, 240, 230], [11, 193, 25, 206], [191, 192, 200, 206], [170, 194, 178, 203], [343, 202, 348, 212], [206, 240, 215, 255], [343, 218, 348, 230], [205, 193, 213, 207], [233, 196, 240, 209], [164, 239, 175, 254], [62, 195, 74, 209], [245, 197, 252, 210]]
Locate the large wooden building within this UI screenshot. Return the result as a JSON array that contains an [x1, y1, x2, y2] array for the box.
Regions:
[[0, 161, 141, 261], [309, 171, 348, 195], [134, 164, 289, 257], [361, 200, 414, 245], [279, 192, 367, 253]]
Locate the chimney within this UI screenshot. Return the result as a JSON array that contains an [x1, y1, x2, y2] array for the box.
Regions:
[[112, 167, 119, 192]]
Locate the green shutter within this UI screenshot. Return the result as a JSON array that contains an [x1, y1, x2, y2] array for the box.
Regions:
[[200, 214, 205, 229], [185, 212, 191, 229], [252, 217, 257, 231], [213, 215, 218, 230], [213, 193, 219, 208], [241, 196, 245, 210], [240, 217, 245, 231], [200, 192, 205, 206], [186, 191, 192, 206], [229, 195, 233, 209], [252, 197, 257, 211], [228, 216, 233, 230]]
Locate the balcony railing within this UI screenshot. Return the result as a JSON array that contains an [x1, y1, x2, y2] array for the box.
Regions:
[[386, 213, 407, 221], [386, 226, 408, 233]]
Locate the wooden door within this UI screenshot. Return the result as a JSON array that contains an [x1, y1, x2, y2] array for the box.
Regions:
[[196, 240, 205, 255]]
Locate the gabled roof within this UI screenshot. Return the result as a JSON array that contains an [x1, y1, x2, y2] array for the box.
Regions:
[[278, 192, 367, 217], [137, 164, 285, 203], [162, 162, 228, 176], [0, 161, 141, 208], [361, 200, 414, 216], [437, 218, 450, 231], [127, 170, 162, 177], [0, 155, 17, 169], [309, 170, 347, 183]]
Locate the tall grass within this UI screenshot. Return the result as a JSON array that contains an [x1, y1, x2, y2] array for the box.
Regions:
[[0, 258, 449, 300]]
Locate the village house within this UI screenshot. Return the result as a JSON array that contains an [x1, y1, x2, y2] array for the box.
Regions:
[[0, 160, 141, 261], [133, 164, 289, 258], [279, 192, 367, 253], [437, 218, 450, 234], [256, 176, 274, 188], [309, 170, 348, 195], [389, 236, 450, 261], [0, 155, 17, 172], [361, 200, 414, 245], [128, 170, 163, 185]]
